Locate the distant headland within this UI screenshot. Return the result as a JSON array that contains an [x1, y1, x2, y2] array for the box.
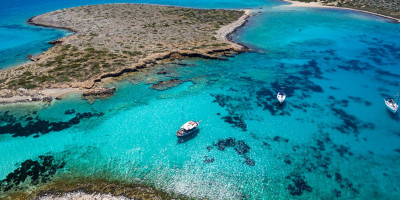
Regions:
[[283, 0, 400, 23]]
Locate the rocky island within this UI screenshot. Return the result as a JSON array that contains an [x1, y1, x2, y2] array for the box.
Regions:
[[0, 4, 249, 103]]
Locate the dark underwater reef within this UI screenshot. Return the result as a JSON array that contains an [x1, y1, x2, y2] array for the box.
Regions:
[[0, 111, 104, 137], [204, 137, 255, 166], [0, 155, 65, 192]]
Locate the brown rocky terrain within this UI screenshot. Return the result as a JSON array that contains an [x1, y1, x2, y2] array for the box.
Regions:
[[0, 4, 249, 102]]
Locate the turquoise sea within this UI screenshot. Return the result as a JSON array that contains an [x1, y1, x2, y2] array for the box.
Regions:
[[1, 0, 400, 199]]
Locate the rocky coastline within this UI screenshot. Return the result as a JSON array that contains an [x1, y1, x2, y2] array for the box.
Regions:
[[3, 176, 189, 200], [0, 4, 251, 104]]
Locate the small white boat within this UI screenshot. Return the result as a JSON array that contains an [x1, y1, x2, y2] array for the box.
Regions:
[[385, 98, 398, 113], [176, 120, 200, 137], [277, 90, 286, 104]]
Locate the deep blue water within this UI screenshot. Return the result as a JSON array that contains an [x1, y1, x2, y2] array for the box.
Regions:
[[1, 0, 400, 199]]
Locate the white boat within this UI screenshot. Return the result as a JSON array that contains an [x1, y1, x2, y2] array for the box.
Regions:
[[385, 98, 398, 113], [176, 121, 200, 137], [277, 90, 286, 104]]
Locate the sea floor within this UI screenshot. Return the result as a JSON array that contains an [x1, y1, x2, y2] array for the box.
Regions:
[[1, 1, 400, 200]]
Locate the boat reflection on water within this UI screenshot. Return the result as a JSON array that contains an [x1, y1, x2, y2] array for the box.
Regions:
[[177, 129, 200, 144]]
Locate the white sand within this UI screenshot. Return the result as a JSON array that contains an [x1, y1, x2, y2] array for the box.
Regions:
[[39, 192, 133, 200], [41, 88, 83, 98], [216, 9, 252, 49]]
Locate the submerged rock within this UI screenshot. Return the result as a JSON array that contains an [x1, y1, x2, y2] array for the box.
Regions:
[[64, 109, 76, 115], [214, 137, 236, 151], [0, 155, 65, 192], [0, 112, 104, 137], [234, 140, 250, 155], [243, 156, 255, 166], [286, 174, 312, 196], [203, 156, 215, 163], [150, 79, 184, 91]]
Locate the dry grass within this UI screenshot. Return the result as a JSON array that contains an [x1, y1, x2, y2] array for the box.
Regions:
[[0, 4, 244, 91]]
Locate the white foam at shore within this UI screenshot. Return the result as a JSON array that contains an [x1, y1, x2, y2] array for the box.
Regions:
[[39, 192, 133, 200]]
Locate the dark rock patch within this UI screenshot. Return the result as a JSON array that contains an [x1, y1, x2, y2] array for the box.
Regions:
[[273, 136, 289, 143], [375, 69, 400, 78], [206, 146, 213, 152], [334, 145, 353, 157], [329, 86, 340, 90], [333, 189, 342, 197], [0, 111, 18, 123], [334, 172, 342, 183], [334, 171, 359, 194], [234, 140, 250, 155], [211, 138, 254, 166], [284, 155, 292, 165], [348, 96, 372, 106], [248, 132, 260, 140], [210, 94, 250, 130], [221, 115, 247, 131], [337, 60, 372, 73], [331, 108, 375, 136], [64, 109, 75, 115], [328, 96, 349, 108], [262, 142, 272, 150], [0, 155, 65, 192], [82, 87, 116, 98], [203, 156, 215, 163], [213, 137, 236, 151], [0, 112, 104, 137], [243, 156, 255, 166], [150, 79, 184, 91], [286, 174, 312, 196]]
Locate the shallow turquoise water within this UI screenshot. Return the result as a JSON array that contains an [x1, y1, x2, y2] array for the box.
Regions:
[[1, 1, 400, 199]]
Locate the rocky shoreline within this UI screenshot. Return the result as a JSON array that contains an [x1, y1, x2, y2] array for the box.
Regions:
[[3, 176, 189, 200], [0, 4, 251, 105]]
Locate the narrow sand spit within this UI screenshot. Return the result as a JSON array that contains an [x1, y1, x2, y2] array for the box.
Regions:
[[216, 9, 252, 49]]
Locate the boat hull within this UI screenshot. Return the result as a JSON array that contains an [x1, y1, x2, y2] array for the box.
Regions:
[[385, 99, 398, 113], [277, 94, 286, 104], [176, 128, 198, 137]]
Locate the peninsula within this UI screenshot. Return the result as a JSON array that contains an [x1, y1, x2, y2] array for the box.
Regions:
[[284, 0, 400, 22], [0, 4, 249, 103]]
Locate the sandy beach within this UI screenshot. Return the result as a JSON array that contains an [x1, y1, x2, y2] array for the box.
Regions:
[[216, 9, 252, 49], [281, 0, 400, 23]]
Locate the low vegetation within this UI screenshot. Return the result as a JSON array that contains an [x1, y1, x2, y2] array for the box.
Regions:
[[0, 4, 244, 91]]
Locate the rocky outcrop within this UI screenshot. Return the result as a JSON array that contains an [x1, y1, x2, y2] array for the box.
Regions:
[[151, 79, 184, 91], [48, 39, 63, 45], [0, 88, 54, 104], [82, 87, 116, 98]]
